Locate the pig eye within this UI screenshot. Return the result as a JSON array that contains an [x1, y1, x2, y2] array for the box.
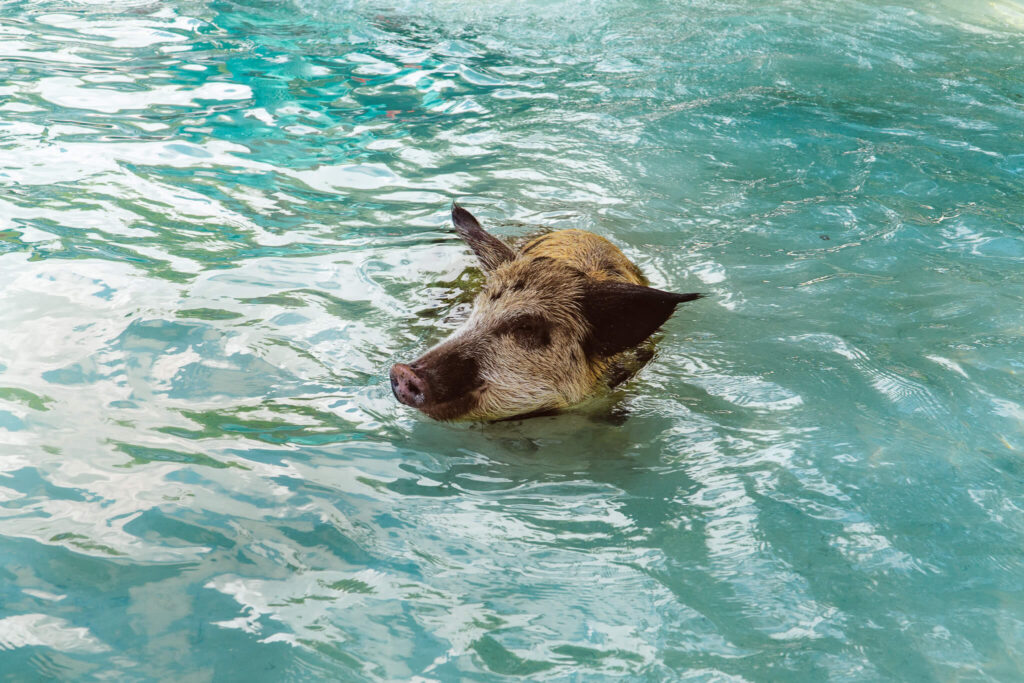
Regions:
[[496, 315, 551, 350]]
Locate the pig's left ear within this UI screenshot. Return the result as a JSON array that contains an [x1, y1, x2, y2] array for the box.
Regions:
[[452, 202, 515, 272], [580, 280, 703, 358]]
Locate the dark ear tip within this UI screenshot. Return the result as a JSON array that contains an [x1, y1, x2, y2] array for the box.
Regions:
[[670, 292, 705, 304], [451, 201, 474, 223]]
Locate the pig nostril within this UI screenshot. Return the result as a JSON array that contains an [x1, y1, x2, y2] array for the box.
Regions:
[[406, 379, 424, 401]]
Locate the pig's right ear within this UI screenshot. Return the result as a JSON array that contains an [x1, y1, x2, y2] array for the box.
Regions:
[[580, 280, 703, 358], [452, 202, 515, 272]]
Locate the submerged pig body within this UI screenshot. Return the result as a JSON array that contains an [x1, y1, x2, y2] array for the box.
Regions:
[[390, 204, 703, 421]]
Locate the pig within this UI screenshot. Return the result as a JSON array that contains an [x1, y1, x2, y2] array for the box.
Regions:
[[389, 203, 703, 421]]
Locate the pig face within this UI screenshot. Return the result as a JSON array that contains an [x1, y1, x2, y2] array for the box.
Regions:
[[390, 204, 702, 422]]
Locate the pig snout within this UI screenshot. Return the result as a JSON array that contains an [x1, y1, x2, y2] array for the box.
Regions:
[[390, 350, 482, 419], [390, 363, 427, 407]]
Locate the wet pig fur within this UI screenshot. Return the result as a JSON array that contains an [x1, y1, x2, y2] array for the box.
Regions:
[[390, 203, 703, 421]]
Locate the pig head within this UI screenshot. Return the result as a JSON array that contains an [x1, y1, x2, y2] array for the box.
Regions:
[[390, 203, 702, 421]]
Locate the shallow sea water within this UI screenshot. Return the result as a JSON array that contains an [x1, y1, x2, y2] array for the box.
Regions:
[[1, 0, 1024, 679]]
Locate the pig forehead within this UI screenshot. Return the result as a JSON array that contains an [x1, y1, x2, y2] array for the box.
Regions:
[[488, 258, 583, 292], [463, 258, 584, 324], [474, 287, 576, 318], [470, 292, 578, 328], [482, 275, 581, 309]]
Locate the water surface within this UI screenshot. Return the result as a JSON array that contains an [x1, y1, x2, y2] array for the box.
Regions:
[[1, 0, 1023, 679]]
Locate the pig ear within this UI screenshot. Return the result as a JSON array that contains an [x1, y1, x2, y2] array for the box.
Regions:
[[580, 280, 703, 358], [452, 202, 515, 272]]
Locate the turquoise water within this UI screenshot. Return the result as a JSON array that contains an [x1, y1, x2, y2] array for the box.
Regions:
[[1, 0, 1023, 679]]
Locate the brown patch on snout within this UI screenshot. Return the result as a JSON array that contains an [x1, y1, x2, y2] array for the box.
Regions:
[[390, 346, 484, 420]]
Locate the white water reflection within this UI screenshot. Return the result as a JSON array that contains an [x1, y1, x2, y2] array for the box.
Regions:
[[0, 614, 110, 654]]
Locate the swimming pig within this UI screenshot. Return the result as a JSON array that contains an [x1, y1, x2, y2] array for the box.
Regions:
[[390, 203, 703, 421]]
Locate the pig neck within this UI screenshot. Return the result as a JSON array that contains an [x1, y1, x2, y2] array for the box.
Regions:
[[519, 229, 647, 285]]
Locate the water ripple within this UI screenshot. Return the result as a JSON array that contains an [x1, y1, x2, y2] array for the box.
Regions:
[[1, 0, 1024, 680]]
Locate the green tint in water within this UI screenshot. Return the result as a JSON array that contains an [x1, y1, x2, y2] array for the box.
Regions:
[[1, 0, 1023, 679]]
